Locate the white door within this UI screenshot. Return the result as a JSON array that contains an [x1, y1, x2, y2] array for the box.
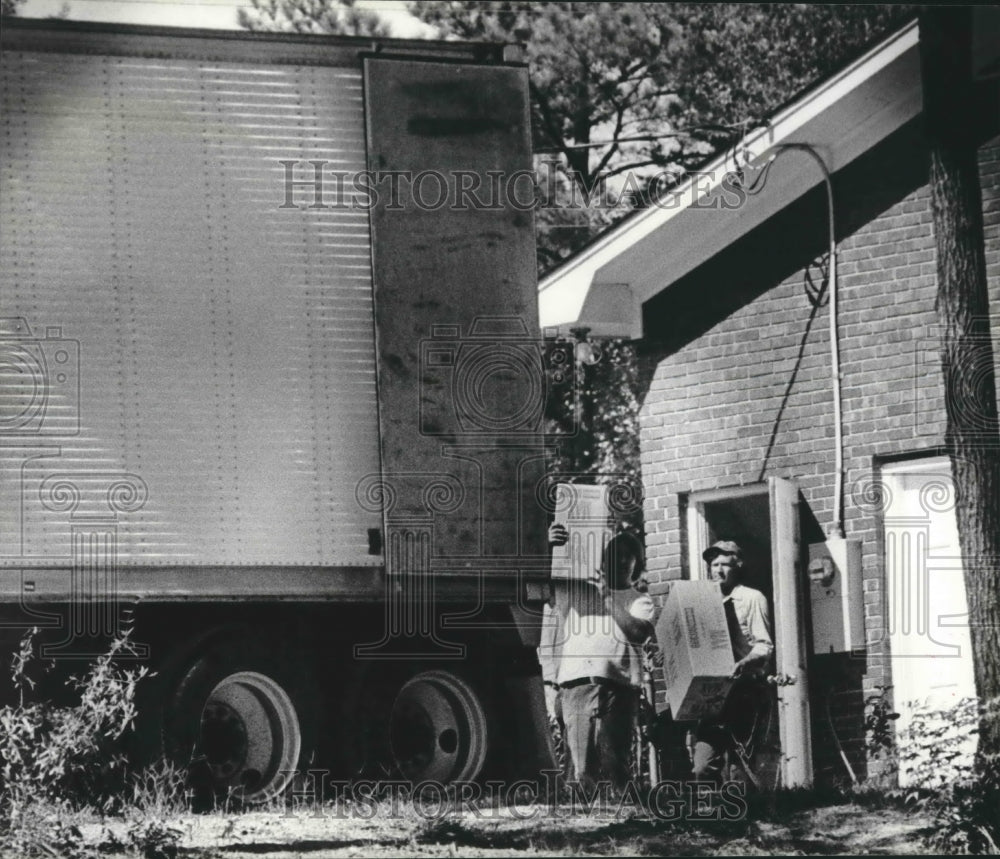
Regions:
[[768, 476, 813, 788], [881, 457, 977, 787]]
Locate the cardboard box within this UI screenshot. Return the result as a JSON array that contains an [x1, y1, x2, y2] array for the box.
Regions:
[[550, 483, 611, 581], [654, 580, 735, 721]]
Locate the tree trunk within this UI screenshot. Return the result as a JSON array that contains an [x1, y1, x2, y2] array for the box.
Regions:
[[919, 6, 1000, 775]]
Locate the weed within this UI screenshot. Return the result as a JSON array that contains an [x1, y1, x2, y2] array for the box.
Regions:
[[864, 685, 900, 761], [1, 628, 149, 812], [105, 816, 185, 859], [927, 766, 1000, 855], [125, 759, 189, 819], [0, 627, 164, 857], [847, 780, 934, 812], [896, 696, 977, 789], [109, 760, 191, 858]]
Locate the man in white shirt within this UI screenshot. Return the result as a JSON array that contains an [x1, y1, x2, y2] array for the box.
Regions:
[[692, 540, 774, 783], [548, 530, 655, 790]]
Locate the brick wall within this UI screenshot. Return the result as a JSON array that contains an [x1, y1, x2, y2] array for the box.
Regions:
[[636, 137, 1000, 785]]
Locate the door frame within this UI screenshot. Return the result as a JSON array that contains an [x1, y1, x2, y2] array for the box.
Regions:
[[686, 484, 769, 579], [685, 478, 813, 787], [879, 455, 977, 786]]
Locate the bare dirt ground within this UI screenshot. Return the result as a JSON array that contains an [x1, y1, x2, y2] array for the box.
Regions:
[[87, 798, 939, 857]]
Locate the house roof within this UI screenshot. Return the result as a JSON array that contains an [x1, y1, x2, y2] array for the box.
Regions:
[[538, 20, 927, 338]]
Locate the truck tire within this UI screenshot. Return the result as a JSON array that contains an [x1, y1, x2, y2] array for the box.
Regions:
[[387, 668, 491, 784], [162, 638, 318, 804]]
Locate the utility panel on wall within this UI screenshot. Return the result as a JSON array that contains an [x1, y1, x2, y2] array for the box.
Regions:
[[808, 537, 864, 653]]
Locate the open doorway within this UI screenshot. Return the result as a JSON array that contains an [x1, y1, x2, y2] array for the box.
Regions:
[[685, 479, 813, 788], [698, 492, 773, 605]]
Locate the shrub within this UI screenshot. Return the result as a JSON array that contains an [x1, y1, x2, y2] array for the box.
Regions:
[[863, 684, 900, 762], [930, 766, 1000, 855], [896, 696, 977, 789], [0, 626, 158, 856]]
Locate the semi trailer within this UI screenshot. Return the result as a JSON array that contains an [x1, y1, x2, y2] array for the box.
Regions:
[[0, 18, 559, 801]]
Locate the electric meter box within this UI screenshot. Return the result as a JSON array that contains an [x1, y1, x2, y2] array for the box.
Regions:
[[808, 536, 864, 653]]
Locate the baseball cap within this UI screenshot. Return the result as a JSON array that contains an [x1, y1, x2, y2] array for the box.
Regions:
[[702, 540, 743, 562]]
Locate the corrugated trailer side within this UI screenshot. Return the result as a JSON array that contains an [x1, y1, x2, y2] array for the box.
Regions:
[[1, 26, 385, 573], [0, 20, 553, 801]]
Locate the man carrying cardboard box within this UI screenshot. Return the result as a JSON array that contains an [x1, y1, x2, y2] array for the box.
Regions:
[[692, 540, 774, 784], [544, 527, 655, 791]]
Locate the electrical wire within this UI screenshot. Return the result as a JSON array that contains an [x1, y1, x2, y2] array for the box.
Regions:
[[747, 142, 844, 539]]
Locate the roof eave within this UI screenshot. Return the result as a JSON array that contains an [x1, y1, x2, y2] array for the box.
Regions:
[[538, 20, 923, 339]]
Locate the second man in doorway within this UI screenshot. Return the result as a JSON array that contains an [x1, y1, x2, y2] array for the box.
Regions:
[[692, 539, 774, 783]]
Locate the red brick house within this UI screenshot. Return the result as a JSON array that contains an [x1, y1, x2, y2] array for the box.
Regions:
[[538, 18, 1000, 788]]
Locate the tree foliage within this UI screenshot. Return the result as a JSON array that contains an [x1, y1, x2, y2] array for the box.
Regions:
[[237, 1, 912, 267], [545, 336, 644, 533], [410, 2, 914, 269], [238, 0, 390, 36], [1, 0, 27, 16]]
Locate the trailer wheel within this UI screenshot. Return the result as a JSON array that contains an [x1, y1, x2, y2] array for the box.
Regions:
[[164, 640, 316, 804], [388, 669, 489, 783]]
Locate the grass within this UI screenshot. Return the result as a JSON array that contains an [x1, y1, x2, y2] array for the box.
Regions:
[[0, 782, 941, 858], [0, 628, 980, 857]]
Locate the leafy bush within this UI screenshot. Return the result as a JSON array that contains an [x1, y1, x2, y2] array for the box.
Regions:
[[896, 696, 977, 789], [0, 626, 174, 857], [863, 685, 899, 760], [872, 694, 998, 855], [0, 628, 147, 810], [930, 766, 1000, 855]]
